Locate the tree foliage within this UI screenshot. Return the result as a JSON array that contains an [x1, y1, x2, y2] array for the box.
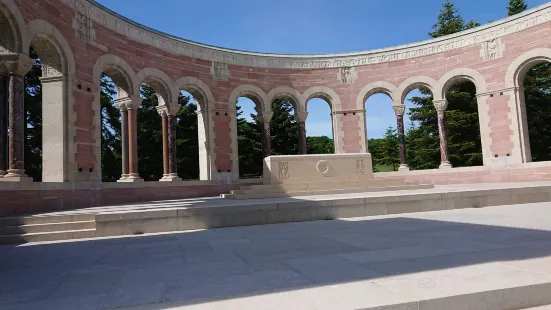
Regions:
[[508, 0, 527, 16]]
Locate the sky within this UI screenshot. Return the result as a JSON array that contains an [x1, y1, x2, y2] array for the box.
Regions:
[[96, 0, 548, 138]]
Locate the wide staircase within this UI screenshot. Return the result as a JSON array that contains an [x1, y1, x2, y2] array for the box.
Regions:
[[0, 214, 96, 244], [223, 178, 433, 199]]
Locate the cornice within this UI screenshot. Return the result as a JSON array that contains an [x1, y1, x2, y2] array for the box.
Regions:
[[62, 0, 551, 69]]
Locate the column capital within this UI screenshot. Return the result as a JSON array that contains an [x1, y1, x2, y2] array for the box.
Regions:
[[0, 53, 34, 76], [296, 111, 308, 122], [262, 111, 273, 123], [114, 96, 142, 110], [156, 104, 179, 117], [392, 105, 405, 117], [433, 99, 448, 112]]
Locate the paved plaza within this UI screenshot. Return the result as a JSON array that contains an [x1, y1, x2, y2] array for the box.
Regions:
[[1, 202, 551, 309]]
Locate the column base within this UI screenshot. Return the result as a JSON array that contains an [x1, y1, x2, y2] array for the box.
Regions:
[[117, 174, 129, 182], [1, 170, 33, 182], [439, 161, 453, 169], [0, 170, 6, 177], [160, 174, 182, 182], [398, 164, 410, 172], [118, 173, 143, 182]]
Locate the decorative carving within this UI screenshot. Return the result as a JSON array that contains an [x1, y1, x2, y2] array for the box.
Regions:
[[392, 105, 405, 116], [59, 0, 551, 69], [279, 162, 289, 179], [156, 104, 180, 117], [338, 67, 356, 84], [316, 160, 330, 175], [480, 38, 504, 60], [433, 99, 448, 111], [70, 5, 107, 51], [356, 160, 366, 175], [32, 37, 62, 78], [0, 54, 34, 76], [76, 12, 91, 42], [211, 62, 228, 81]]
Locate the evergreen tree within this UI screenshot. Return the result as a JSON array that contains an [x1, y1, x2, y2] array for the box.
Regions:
[[24, 48, 43, 181], [237, 105, 263, 177], [137, 85, 163, 181], [175, 94, 199, 180], [408, 1, 482, 169], [508, 0, 527, 16], [270, 98, 299, 156], [100, 75, 122, 182], [374, 127, 400, 171]]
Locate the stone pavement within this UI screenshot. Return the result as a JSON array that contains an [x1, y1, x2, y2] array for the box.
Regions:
[[2, 202, 551, 309]]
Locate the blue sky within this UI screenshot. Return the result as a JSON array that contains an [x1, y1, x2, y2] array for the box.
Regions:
[[96, 0, 548, 138]]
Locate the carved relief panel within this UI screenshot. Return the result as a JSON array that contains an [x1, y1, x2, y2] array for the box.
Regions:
[[338, 67, 356, 84], [212, 61, 228, 81], [480, 38, 504, 61], [279, 162, 289, 179]]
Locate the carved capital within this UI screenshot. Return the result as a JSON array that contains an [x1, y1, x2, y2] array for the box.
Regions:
[[0, 53, 34, 76], [296, 111, 308, 122], [433, 99, 448, 112], [262, 111, 273, 123], [392, 105, 406, 116], [115, 96, 142, 110], [156, 104, 180, 117]]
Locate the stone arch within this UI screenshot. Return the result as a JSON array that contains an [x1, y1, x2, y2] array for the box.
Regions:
[[266, 86, 305, 112], [0, 0, 29, 54], [228, 84, 268, 114], [92, 54, 138, 98], [435, 68, 487, 100], [302, 86, 341, 112], [174, 76, 215, 181], [26, 20, 77, 182], [504, 48, 551, 164], [505, 48, 551, 88], [136, 68, 175, 106], [396, 76, 437, 105], [355, 81, 397, 110]]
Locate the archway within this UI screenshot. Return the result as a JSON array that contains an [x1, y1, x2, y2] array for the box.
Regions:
[[305, 97, 334, 154], [236, 96, 263, 178], [270, 96, 300, 155], [364, 93, 398, 172]]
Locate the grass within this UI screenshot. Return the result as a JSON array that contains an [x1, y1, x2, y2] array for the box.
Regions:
[[374, 164, 396, 172]]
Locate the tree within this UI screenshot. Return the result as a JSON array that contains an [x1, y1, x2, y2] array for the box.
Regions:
[[508, 0, 527, 16], [408, 1, 482, 169], [175, 94, 199, 180], [237, 105, 263, 177], [270, 98, 299, 156], [100, 75, 122, 182], [24, 48, 43, 181], [306, 136, 334, 154], [374, 127, 400, 171]]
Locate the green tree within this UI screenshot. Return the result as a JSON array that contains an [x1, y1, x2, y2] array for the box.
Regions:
[[306, 136, 334, 154], [270, 98, 299, 156], [100, 75, 122, 182], [408, 1, 482, 169], [24, 48, 43, 181], [508, 0, 527, 16], [136, 85, 163, 181], [374, 127, 400, 171], [237, 105, 263, 177], [175, 94, 199, 180]]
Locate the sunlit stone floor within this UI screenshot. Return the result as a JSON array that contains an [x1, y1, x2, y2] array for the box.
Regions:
[[2, 202, 551, 309]]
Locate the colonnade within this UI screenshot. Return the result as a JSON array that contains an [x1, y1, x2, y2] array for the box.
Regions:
[[389, 98, 452, 171], [260, 110, 308, 158]]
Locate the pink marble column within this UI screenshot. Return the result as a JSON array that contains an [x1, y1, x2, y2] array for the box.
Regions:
[[393, 105, 408, 171], [157, 105, 181, 182], [124, 98, 143, 182], [262, 112, 273, 158], [0, 75, 7, 177], [120, 107, 129, 179], [434, 99, 452, 169], [2, 55, 33, 181], [297, 112, 308, 155]]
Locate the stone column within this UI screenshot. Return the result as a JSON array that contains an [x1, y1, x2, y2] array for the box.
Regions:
[[434, 99, 452, 169], [124, 98, 143, 182], [297, 111, 308, 154], [262, 112, 273, 158], [1, 54, 34, 181], [392, 105, 409, 171], [115, 99, 129, 181], [0, 75, 7, 177], [157, 105, 181, 182]]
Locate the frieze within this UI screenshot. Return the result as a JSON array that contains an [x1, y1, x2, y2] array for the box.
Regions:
[[61, 0, 551, 69]]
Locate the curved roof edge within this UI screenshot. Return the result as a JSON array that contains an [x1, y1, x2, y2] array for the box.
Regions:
[[73, 0, 551, 68]]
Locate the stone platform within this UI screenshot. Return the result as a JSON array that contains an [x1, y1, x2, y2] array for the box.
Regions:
[[2, 202, 551, 309], [3, 181, 551, 244]]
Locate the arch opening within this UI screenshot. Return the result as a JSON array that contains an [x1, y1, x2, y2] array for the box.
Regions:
[[364, 92, 398, 172], [305, 97, 334, 154], [270, 96, 300, 155], [236, 96, 263, 178]]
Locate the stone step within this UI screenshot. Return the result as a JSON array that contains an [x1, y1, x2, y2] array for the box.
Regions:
[[0, 220, 96, 235], [0, 214, 95, 227], [0, 229, 96, 244], [226, 184, 433, 200], [245, 179, 419, 191]]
